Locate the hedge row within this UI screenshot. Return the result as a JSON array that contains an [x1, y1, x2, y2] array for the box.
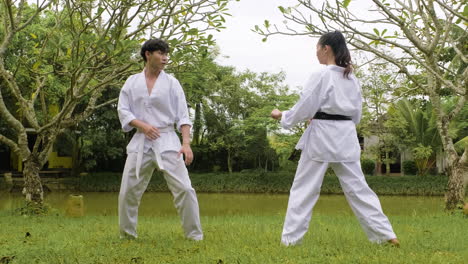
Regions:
[[76, 171, 454, 196]]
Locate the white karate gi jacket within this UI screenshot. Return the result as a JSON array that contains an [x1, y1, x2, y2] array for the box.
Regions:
[[117, 70, 192, 175], [281, 65, 362, 162]]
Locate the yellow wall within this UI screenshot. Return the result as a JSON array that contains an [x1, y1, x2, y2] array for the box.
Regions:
[[47, 151, 73, 169], [10, 152, 21, 171], [49, 104, 59, 117], [10, 151, 72, 172]]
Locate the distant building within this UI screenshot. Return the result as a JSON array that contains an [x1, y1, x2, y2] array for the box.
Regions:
[[362, 134, 447, 175], [0, 128, 73, 173]]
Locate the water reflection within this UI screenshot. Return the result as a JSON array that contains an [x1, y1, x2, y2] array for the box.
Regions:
[[0, 192, 445, 216]]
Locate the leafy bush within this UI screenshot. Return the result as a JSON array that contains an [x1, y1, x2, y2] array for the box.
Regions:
[[77, 171, 453, 196], [14, 201, 54, 216], [403, 160, 418, 175], [361, 159, 375, 175]]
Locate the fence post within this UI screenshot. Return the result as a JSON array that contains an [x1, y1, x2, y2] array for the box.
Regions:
[[4, 172, 13, 186]]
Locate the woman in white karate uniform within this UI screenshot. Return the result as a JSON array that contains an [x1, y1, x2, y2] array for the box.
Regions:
[[271, 31, 399, 246]]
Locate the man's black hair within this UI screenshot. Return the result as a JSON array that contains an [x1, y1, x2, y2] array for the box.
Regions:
[[140, 38, 170, 62]]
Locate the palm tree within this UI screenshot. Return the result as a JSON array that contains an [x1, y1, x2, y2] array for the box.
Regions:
[[393, 99, 442, 175]]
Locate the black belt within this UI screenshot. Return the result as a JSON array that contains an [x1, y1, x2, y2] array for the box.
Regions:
[[313, 112, 352, 121]]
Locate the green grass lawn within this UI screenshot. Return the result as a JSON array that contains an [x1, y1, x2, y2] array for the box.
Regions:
[[1, 211, 466, 264]]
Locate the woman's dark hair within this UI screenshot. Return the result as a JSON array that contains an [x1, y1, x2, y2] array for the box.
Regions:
[[318, 31, 352, 78], [140, 38, 170, 62]]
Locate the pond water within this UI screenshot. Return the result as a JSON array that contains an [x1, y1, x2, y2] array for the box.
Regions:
[[0, 192, 446, 216]]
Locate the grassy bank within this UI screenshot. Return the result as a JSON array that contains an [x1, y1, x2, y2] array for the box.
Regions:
[[76, 172, 453, 196], [0, 211, 466, 264]]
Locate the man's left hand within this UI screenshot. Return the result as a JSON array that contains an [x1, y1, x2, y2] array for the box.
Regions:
[[178, 144, 193, 166]]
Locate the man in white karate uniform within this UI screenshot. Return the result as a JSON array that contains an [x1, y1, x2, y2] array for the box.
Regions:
[[117, 38, 203, 241]]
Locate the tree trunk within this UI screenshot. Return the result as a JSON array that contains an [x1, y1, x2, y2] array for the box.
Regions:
[[385, 152, 390, 176], [193, 102, 202, 145], [227, 150, 232, 174], [71, 134, 82, 177], [376, 160, 382, 176], [429, 90, 465, 210], [445, 162, 466, 210], [445, 146, 467, 210], [439, 129, 465, 209], [22, 157, 44, 205]]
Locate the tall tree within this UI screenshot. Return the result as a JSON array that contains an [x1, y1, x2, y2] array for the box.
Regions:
[[358, 63, 403, 175], [0, 0, 229, 206], [176, 54, 293, 173], [202, 69, 288, 173], [255, 0, 467, 210]]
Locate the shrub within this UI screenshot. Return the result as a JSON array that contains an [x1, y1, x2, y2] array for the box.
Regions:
[[403, 160, 418, 175], [361, 159, 375, 175], [77, 171, 453, 196]]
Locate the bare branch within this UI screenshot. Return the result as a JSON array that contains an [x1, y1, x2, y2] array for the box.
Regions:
[[350, 39, 426, 92], [0, 133, 20, 155], [158, 0, 179, 38], [371, 0, 428, 53], [451, 36, 468, 64], [448, 94, 467, 121], [0, 64, 40, 129], [433, 0, 468, 22], [16, 1, 53, 32], [37, 135, 56, 166]]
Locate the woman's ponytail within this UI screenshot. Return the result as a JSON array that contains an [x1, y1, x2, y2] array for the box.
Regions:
[[318, 31, 353, 79]]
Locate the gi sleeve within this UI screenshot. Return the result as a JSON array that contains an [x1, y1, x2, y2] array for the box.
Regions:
[[281, 72, 323, 129], [173, 79, 192, 132], [117, 78, 137, 132], [351, 78, 363, 125]]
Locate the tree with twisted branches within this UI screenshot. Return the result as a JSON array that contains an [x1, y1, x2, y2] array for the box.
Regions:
[[0, 0, 229, 206], [255, 0, 467, 210]]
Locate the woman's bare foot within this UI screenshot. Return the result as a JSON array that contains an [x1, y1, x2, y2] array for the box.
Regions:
[[388, 238, 400, 247]]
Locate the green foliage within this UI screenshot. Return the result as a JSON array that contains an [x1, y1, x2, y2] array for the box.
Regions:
[[342, 0, 352, 8], [13, 201, 54, 216], [252, 0, 468, 209], [77, 86, 127, 172], [361, 159, 375, 175], [447, 97, 468, 154], [392, 100, 441, 149], [75, 55, 297, 174], [386, 99, 443, 176], [269, 134, 301, 171], [412, 144, 435, 176], [402, 160, 418, 175], [454, 136, 468, 154], [175, 54, 295, 172], [358, 64, 404, 175], [0, 1, 231, 197]]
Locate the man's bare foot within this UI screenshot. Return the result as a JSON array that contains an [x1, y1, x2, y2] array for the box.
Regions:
[[388, 238, 400, 247]]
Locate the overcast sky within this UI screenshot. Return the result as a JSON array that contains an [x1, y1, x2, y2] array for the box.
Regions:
[[212, 0, 321, 90], [211, 0, 387, 90]]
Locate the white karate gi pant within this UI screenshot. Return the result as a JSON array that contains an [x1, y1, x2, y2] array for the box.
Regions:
[[119, 150, 203, 240], [281, 158, 396, 245]]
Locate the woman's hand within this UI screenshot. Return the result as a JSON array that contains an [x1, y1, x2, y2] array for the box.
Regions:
[[271, 109, 282, 120]]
